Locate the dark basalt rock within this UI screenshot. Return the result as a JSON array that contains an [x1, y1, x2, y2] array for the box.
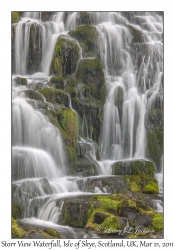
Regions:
[[27, 23, 42, 74], [76, 156, 98, 177], [145, 108, 163, 171]]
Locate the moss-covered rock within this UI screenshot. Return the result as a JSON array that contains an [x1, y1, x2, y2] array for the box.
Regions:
[[123, 174, 158, 194], [68, 24, 97, 56], [24, 90, 45, 102], [14, 77, 27, 86], [12, 204, 22, 219], [65, 86, 78, 99], [152, 214, 163, 232], [57, 109, 78, 171], [12, 219, 63, 239], [61, 194, 163, 237], [12, 218, 25, 238], [12, 12, 20, 24], [39, 88, 69, 106], [43, 228, 62, 238], [50, 76, 64, 89], [40, 12, 55, 22], [75, 58, 106, 103], [76, 12, 94, 25], [142, 181, 159, 194], [57, 109, 78, 148], [50, 37, 80, 77], [112, 160, 155, 177], [146, 108, 163, 171]]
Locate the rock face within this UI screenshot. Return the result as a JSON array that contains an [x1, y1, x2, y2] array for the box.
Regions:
[[27, 23, 42, 74], [76, 12, 94, 26], [75, 58, 106, 103], [51, 37, 80, 77], [76, 156, 98, 177], [112, 160, 155, 177], [39, 88, 69, 107], [114, 86, 124, 121], [146, 108, 163, 171], [68, 25, 98, 57]]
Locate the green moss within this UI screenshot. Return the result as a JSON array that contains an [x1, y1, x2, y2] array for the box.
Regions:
[[12, 218, 25, 238], [142, 181, 159, 194], [124, 175, 142, 193], [96, 196, 120, 212], [72, 97, 80, 109], [67, 78, 76, 87], [51, 37, 80, 76], [58, 109, 78, 148], [12, 12, 20, 24], [43, 228, 62, 238], [75, 58, 106, 103], [25, 90, 44, 102], [39, 88, 68, 105], [123, 174, 158, 194], [152, 214, 163, 232], [102, 215, 121, 233], [87, 212, 121, 234], [68, 25, 97, 55], [50, 76, 64, 89], [65, 86, 78, 99], [112, 160, 155, 177], [12, 203, 22, 219]]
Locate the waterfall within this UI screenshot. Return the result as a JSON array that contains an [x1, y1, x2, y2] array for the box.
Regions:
[[12, 11, 163, 237]]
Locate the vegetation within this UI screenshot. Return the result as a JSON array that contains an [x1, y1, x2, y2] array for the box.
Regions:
[[12, 12, 20, 24], [68, 25, 97, 56], [51, 37, 80, 76]]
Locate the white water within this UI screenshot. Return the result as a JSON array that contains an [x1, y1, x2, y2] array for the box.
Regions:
[[12, 12, 163, 236]]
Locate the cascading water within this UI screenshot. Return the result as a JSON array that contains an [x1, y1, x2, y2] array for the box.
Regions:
[[12, 11, 163, 238]]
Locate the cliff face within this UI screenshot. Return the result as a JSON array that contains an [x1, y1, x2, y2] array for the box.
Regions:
[[12, 11, 163, 238]]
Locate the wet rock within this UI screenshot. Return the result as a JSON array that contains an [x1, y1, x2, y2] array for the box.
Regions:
[[39, 88, 69, 106], [112, 159, 155, 177], [14, 76, 27, 86], [40, 12, 55, 22], [62, 196, 91, 227], [114, 86, 124, 121], [76, 12, 94, 25], [50, 76, 64, 89], [68, 24, 98, 56], [135, 214, 152, 228], [51, 37, 80, 77], [24, 90, 45, 102], [145, 108, 163, 171], [27, 23, 42, 74], [76, 156, 98, 177], [61, 194, 163, 236], [75, 58, 106, 103]]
